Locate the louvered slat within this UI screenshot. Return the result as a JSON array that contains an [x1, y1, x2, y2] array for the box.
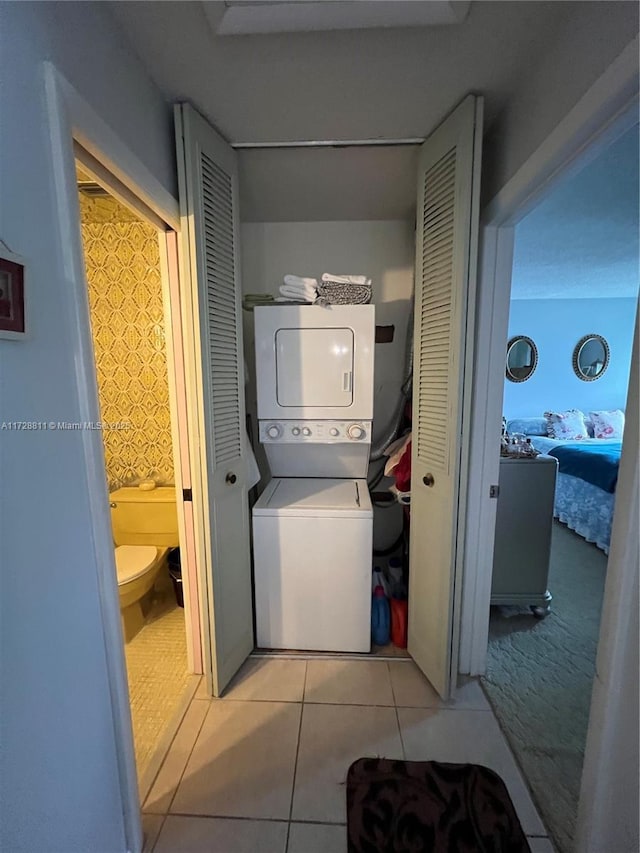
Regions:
[[201, 151, 242, 466], [416, 146, 456, 471]]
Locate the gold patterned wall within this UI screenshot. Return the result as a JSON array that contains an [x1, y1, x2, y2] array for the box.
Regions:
[[78, 189, 174, 491]]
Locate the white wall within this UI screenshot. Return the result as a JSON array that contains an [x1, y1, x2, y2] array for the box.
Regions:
[[240, 220, 415, 549], [0, 4, 175, 851], [470, 15, 640, 850], [575, 315, 639, 853], [482, 1, 639, 205]]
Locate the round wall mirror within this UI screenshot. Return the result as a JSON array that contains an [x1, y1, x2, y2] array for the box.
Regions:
[[506, 335, 538, 383], [573, 334, 610, 381]]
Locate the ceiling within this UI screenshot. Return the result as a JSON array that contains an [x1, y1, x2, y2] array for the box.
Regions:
[[511, 124, 640, 301], [108, 1, 573, 144], [106, 1, 581, 221]]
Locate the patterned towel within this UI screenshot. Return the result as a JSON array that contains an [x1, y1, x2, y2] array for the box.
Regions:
[[316, 280, 372, 305]]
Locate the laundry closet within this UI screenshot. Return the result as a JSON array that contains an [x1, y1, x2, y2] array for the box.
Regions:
[[245, 225, 414, 511], [175, 95, 482, 699], [251, 303, 377, 654]]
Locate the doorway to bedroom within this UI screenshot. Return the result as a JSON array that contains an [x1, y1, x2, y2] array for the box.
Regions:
[[481, 122, 639, 853]]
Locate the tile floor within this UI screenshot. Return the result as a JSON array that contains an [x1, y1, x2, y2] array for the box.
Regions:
[[124, 580, 192, 787], [142, 657, 555, 852]]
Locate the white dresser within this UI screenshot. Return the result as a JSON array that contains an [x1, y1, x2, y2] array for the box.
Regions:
[[491, 454, 558, 617]]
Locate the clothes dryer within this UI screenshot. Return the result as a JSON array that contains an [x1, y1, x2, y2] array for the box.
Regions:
[[254, 304, 375, 422]]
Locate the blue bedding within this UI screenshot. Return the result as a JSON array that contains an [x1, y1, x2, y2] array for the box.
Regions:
[[547, 442, 621, 493]]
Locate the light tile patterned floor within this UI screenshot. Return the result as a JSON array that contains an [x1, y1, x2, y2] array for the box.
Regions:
[[124, 585, 191, 785], [143, 658, 555, 852]]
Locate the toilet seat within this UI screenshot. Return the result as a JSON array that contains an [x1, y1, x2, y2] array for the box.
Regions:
[[115, 545, 158, 585]]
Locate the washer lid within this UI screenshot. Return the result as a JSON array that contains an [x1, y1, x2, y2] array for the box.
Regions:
[[253, 478, 372, 518], [115, 545, 158, 584]]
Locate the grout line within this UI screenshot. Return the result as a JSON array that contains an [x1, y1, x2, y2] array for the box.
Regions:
[[387, 661, 397, 706], [165, 812, 344, 824], [162, 812, 346, 826], [140, 674, 202, 806], [302, 699, 403, 708], [211, 696, 491, 709], [286, 661, 308, 849], [148, 813, 168, 853], [218, 697, 306, 705], [388, 662, 407, 759], [163, 693, 211, 816], [387, 663, 407, 761]]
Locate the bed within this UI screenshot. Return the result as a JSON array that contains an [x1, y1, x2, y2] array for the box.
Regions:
[[526, 436, 621, 555], [505, 416, 622, 554]]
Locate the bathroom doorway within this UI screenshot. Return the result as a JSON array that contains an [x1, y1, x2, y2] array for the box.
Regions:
[[75, 158, 202, 799]]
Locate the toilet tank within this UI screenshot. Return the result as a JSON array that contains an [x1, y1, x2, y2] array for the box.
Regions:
[[110, 486, 179, 547]]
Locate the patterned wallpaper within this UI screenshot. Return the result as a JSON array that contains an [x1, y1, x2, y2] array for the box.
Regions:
[[79, 191, 174, 490]]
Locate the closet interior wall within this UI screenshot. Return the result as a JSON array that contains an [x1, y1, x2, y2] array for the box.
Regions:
[[240, 227, 415, 550]]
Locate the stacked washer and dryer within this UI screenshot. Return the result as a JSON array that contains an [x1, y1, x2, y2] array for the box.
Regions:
[[252, 304, 375, 652]]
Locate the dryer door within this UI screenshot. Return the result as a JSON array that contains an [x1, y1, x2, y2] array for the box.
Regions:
[[276, 327, 354, 408], [254, 305, 374, 421]]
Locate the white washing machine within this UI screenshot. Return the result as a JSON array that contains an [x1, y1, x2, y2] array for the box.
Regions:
[[253, 477, 373, 652]]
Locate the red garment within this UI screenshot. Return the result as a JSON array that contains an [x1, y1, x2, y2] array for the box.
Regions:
[[394, 440, 411, 492]]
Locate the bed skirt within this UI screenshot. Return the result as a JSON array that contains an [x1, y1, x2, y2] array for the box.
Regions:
[[554, 472, 615, 555]]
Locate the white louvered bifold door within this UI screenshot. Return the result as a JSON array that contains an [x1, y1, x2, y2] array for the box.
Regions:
[[175, 104, 253, 696], [408, 95, 483, 699]]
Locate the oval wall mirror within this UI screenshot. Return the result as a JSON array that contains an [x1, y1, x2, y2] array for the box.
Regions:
[[506, 335, 538, 383], [573, 334, 610, 381]]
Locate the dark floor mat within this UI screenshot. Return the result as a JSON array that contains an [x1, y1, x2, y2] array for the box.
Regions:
[[347, 757, 530, 852]]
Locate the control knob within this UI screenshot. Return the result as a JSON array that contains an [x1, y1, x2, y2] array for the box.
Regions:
[[291, 427, 301, 436], [302, 427, 312, 436], [266, 423, 283, 439], [347, 423, 365, 440], [329, 427, 340, 437]]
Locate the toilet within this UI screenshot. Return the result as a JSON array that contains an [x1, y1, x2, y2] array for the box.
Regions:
[[109, 485, 179, 642]]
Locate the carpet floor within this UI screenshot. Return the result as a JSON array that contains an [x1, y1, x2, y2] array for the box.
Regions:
[[482, 521, 607, 853]]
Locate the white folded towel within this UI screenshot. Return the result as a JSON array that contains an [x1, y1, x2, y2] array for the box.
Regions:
[[280, 287, 317, 302], [284, 275, 318, 289], [279, 284, 317, 302], [321, 274, 371, 287]]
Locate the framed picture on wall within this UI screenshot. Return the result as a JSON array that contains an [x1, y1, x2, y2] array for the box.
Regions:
[[0, 250, 26, 339]]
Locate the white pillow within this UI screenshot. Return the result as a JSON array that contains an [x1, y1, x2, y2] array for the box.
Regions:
[[543, 409, 589, 440], [588, 409, 625, 440]]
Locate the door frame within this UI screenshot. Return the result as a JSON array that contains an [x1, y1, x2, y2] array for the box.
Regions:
[[459, 34, 639, 851], [72, 145, 204, 677], [44, 63, 207, 852], [460, 35, 639, 676]]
